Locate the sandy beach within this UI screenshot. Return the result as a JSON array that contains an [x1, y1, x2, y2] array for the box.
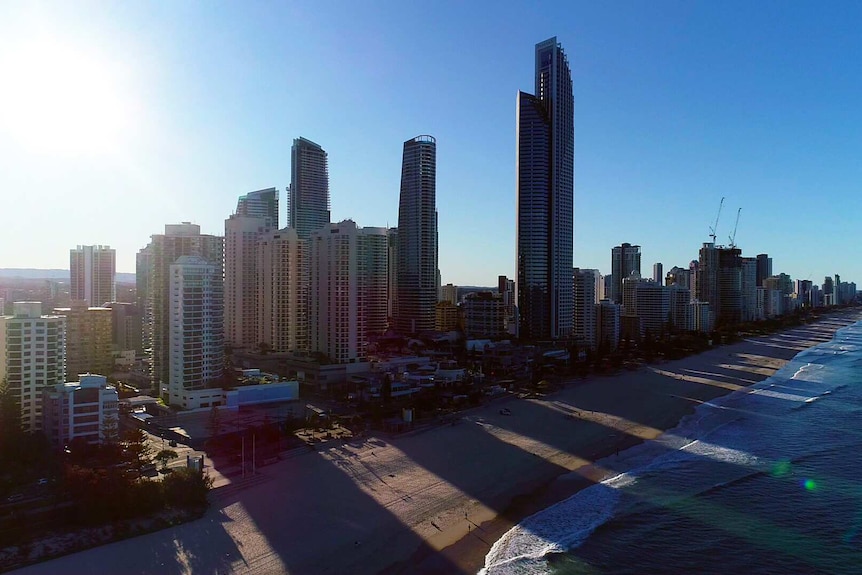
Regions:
[[11, 310, 862, 575]]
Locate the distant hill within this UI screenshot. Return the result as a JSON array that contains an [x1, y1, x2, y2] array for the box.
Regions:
[[0, 269, 135, 283]]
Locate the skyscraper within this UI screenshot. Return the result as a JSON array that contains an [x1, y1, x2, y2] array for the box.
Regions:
[[516, 37, 574, 341], [236, 187, 279, 228], [756, 253, 772, 287], [611, 243, 642, 304], [144, 223, 223, 394], [257, 227, 308, 354], [70, 245, 116, 306], [225, 189, 278, 349], [395, 135, 438, 335], [289, 138, 330, 239]]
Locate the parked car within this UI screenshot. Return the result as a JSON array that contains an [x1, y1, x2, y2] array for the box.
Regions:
[[6, 494, 24, 503]]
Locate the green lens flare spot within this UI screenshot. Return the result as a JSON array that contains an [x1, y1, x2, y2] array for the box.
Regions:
[[771, 460, 792, 477], [804, 479, 817, 491]]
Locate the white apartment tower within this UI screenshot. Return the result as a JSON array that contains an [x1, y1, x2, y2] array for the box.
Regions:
[[225, 213, 274, 349], [70, 245, 116, 306], [309, 221, 390, 364], [167, 256, 224, 405], [257, 228, 309, 353], [0, 302, 66, 431]]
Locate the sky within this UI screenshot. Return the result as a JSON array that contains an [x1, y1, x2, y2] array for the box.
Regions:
[[0, 1, 860, 286]]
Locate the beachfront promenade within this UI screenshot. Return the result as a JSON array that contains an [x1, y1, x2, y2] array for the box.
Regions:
[[12, 312, 862, 575]]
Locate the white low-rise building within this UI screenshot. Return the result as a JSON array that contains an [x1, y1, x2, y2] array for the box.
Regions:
[[42, 374, 119, 449]]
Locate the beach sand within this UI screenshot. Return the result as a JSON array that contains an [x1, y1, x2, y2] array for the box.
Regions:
[[11, 311, 862, 575]]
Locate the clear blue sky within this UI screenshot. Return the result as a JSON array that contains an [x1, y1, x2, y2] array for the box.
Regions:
[[1, 1, 860, 287]]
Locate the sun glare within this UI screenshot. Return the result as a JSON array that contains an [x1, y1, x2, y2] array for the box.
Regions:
[[0, 37, 135, 157]]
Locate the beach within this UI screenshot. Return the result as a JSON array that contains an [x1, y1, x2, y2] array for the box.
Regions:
[[11, 310, 862, 575]]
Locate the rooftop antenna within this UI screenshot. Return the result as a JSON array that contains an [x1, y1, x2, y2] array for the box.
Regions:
[[709, 196, 725, 244], [728, 208, 741, 249]]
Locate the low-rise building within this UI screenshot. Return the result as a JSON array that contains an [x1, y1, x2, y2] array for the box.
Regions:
[[42, 373, 118, 449]]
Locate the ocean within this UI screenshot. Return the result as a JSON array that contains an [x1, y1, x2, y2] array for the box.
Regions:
[[481, 320, 862, 575]]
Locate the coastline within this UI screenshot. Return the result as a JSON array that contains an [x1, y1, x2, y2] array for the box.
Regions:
[[10, 310, 862, 575], [390, 310, 862, 575]]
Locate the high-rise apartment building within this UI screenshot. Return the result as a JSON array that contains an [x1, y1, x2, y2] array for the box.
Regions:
[[622, 274, 670, 339], [516, 37, 574, 341], [652, 263, 663, 285], [462, 292, 505, 338], [70, 245, 116, 306], [257, 227, 308, 353], [361, 227, 392, 338], [53, 302, 113, 380], [611, 243, 642, 304], [756, 254, 772, 287], [741, 257, 759, 321], [440, 284, 459, 306], [395, 135, 438, 335], [573, 268, 598, 350], [167, 256, 224, 405], [696, 243, 742, 327], [289, 138, 330, 239], [309, 221, 382, 363], [236, 187, 279, 228], [143, 223, 223, 393], [104, 302, 143, 355], [0, 302, 66, 431], [595, 300, 620, 351], [225, 188, 279, 349]]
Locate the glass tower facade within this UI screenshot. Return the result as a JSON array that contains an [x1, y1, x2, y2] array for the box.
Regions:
[[517, 37, 574, 340], [289, 137, 330, 239], [395, 135, 437, 335]]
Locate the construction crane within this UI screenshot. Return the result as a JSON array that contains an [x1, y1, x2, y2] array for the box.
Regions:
[[709, 197, 725, 244], [728, 208, 741, 249]]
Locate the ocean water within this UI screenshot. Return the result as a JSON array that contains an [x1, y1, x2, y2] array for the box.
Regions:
[[481, 320, 862, 575]]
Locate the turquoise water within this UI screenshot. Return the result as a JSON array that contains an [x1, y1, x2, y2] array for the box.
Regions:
[[482, 320, 862, 575]]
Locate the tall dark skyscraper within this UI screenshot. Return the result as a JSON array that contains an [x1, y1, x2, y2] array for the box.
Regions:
[[395, 135, 437, 335], [756, 253, 772, 287], [517, 37, 574, 340], [611, 243, 642, 304], [289, 137, 330, 239]]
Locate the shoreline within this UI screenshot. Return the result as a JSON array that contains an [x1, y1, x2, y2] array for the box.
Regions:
[[10, 310, 862, 575], [392, 310, 862, 575]]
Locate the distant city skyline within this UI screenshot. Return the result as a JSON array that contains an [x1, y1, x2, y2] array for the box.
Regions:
[[1, 2, 861, 286]]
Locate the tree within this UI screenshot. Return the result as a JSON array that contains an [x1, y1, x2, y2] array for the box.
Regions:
[[121, 428, 152, 470], [154, 449, 178, 470], [381, 373, 393, 405], [207, 405, 222, 437]]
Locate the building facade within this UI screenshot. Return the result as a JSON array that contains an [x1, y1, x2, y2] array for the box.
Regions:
[[395, 135, 438, 335], [225, 212, 273, 349], [70, 245, 116, 307], [53, 302, 113, 380], [167, 256, 224, 406], [143, 223, 224, 393], [104, 302, 143, 356], [462, 292, 505, 338], [595, 300, 620, 351], [573, 268, 598, 350], [611, 243, 642, 304], [289, 137, 330, 240], [257, 228, 308, 353], [516, 37, 574, 341], [0, 302, 66, 431], [42, 374, 118, 449]]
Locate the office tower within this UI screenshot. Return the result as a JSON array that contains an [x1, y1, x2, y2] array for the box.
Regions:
[[652, 263, 663, 285], [257, 228, 308, 353], [387, 228, 398, 322], [395, 135, 438, 335], [573, 268, 597, 350], [0, 302, 66, 431], [462, 292, 505, 338], [308, 221, 367, 363], [289, 137, 330, 239], [516, 37, 574, 341], [834, 274, 842, 305], [167, 256, 224, 406], [146, 223, 223, 394], [70, 245, 116, 306], [225, 196, 276, 349], [611, 243, 642, 304], [696, 243, 742, 327], [756, 254, 772, 287], [104, 302, 143, 355], [53, 301, 113, 380], [236, 187, 279, 228], [741, 257, 759, 321], [42, 374, 118, 449]]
